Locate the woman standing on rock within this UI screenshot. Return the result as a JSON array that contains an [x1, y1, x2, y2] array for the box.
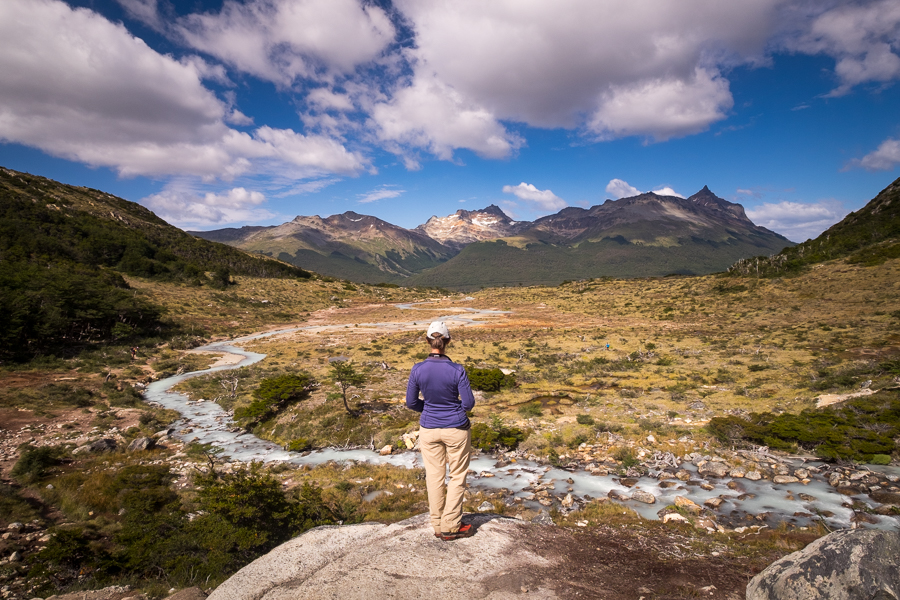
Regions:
[[406, 321, 476, 540]]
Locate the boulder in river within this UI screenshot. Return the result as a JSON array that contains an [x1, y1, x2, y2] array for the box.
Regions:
[[746, 529, 900, 600], [630, 490, 656, 504], [698, 461, 728, 478]]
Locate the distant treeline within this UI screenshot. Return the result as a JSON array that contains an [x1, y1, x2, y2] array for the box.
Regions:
[[0, 167, 309, 360]]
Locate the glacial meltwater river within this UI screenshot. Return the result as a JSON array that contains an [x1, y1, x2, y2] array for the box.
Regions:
[[143, 302, 899, 531]]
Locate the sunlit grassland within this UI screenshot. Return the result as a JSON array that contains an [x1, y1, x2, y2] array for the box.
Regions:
[[172, 257, 900, 457]]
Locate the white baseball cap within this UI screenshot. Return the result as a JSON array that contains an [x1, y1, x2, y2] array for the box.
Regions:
[[426, 321, 450, 339]]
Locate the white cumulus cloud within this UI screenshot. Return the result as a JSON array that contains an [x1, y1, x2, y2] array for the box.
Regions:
[[606, 179, 641, 199], [144, 185, 275, 228], [746, 200, 847, 242], [502, 183, 566, 212], [175, 0, 395, 86], [0, 0, 367, 181], [606, 179, 684, 199], [782, 0, 900, 96], [849, 137, 900, 171]]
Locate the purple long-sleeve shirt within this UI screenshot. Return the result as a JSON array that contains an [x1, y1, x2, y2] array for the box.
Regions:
[[405, 354, 475, 429]]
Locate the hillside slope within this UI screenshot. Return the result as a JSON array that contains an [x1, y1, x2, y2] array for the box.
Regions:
[[0, 166, 308, 359], [728, 175, 900, 277]]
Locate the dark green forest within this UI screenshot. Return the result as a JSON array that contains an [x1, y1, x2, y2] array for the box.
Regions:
[[0, 167, 309, 360]]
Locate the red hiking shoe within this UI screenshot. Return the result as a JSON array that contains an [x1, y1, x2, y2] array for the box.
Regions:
[[440, 523, 474, 541]]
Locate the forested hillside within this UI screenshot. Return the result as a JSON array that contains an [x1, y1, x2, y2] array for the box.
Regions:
[[0, 167, 309, 360], [728, 176, 900, 277]]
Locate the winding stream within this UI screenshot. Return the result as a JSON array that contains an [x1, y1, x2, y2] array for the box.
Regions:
[[144, 302, 899, 532]]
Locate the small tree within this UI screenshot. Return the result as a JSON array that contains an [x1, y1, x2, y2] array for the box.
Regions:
[[235, 372, 317, 424], [328, 361, 366, 414]]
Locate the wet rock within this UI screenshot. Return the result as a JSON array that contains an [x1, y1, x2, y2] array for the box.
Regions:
[[872, 491, 900, 505], [746, 470, 763, 481], [127, 437, 155, 452], [836, 486, 860, 496], [727, 480, 746, 492], [618, 477, 638, 488], [729, 467, 746, 478], [608, 489, 629, 501], [852, 512, 879, 525], [659, 481, 678, 489], [704, 497, 724, 510], [590, 467, 609, 476], [700, 483, 714, 491], [828, 472, 841, 487], [773, 475, 799, 484], [379, 445, 392, 456], [698, 461, 728, 478], [849, 471, 868, 481], [657, 471, 675, 480], [774, 464, 790, 476], [561, 494, 575, 508], [674, 496, 701, 514], [798, 493, 817, 502], [630, 490, 656, 504], [793, 468, 809, 479], [675, 470, 691, 481], [746, 529, 900, 600]]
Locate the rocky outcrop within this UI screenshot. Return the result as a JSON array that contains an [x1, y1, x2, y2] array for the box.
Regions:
[[207, 513, 567, 600], [746, 529, 900, 600]]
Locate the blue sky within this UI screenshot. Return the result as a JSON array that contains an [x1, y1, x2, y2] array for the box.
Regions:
[[1, 0, 899, 242]]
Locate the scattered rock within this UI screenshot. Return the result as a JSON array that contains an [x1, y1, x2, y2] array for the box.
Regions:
[[630, 490, 656, 504], [729, 467, 746, 478], [165, 588, 207, 600], [477, 501, 494, 512], [127, 437, 156, 452], [618, 477, 639, 488], [531, 511, 554, 526], [89, 438, 117, 453], [674, 496, 701, 515], [663, 513, 689, 524], [746, 470, 763, 481], [773, 475, 799, 484], [793, 468, 809, 479], [746, 529, 900, 600], [704, 497, 724, 510], [698, 461, 728, 478], [378, 445, 392, 456], [561, 494, 575, 508], [675, 470, 691, 481]]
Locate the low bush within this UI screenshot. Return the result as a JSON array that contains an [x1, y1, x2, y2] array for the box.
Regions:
[[706, 392, 900, 461], [471, 416, 530, 451], [466, 367, 515, 392], [517, 402, 543, 418], [12, 445, 65, 483]]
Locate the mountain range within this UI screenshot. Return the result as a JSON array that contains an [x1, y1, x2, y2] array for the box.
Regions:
[[193, 186, 794, 288]]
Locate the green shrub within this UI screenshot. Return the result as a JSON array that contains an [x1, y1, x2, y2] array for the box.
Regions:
[[12, 445, 65, 483], [235, 372, 317, 423], [288, 438, 312, 452], [613, 447, 639, 468], [470, 416, 530, 451], [868, 454, 891, 465], [576, 414, 595, 426], [466, 367, 515, 392]]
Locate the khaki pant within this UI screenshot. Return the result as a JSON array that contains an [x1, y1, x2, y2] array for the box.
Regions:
[[419, 427, 472, 534]]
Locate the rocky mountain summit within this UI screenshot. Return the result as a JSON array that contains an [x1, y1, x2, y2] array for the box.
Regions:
[[416, 204, 527, 249]]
